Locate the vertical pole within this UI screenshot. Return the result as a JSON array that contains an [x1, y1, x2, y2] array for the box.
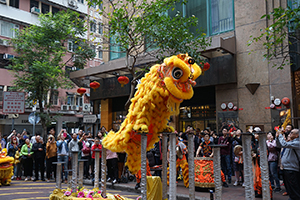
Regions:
[[94, 150, 101, 189], [101, 148, 107, 198], [169, 133, 176, 200], [71, 151, 78, 193], [243, 134, 255, 200], [67, 171, 72, 188], [259, 133, 270, 200], [33, 112, 36, 136], [162, 133, 168, 200], [55, 163, 62, 189], [188, 132, 195, 199], [140, 133, 148, 200], [213, 147, 222, 200], [12, 118, 15, 130], [78, 160, 85, 188]]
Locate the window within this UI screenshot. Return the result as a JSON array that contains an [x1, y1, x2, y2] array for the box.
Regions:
[[90, 2, 97, 8], [42, 3, 50, 14], [9, 0, 19, 8], [109, 34, 126, 60], [78, 0, 84, 3], [67, 94, 82, 106], [90, 20, 96, 32], [0, 86, 3, 102], [30, 0, 39, 10], [98, 23, 103, 34], [98, 49, 103, 59], [50, 90, 59, 105], [169, 0, 234, 36], [52, 7, 60, 14], [90, 44, 96, 57], [0, 20, 19, 38], [68, 40, 74, 52]]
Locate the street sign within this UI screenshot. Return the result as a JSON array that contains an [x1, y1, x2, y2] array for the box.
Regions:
[[28, 112, 41, 125], [83, 114, 97, 123], [3, 92, 25, 113], [8, 114, 19, 119]]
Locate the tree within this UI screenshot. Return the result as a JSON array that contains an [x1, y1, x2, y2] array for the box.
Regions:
[[88, 0, 211, 109], [9, 10, 96, 137], [248, 2, 300, 69]]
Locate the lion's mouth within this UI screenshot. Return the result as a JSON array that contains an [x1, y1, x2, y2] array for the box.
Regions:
[[0, 162, 12, 169]]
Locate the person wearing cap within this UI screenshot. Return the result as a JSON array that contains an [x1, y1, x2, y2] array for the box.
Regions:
[[276, 128, 300, 200]]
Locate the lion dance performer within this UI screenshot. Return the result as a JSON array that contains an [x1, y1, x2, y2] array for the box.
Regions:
[[0, 146, 14, 186], [102, 53, 202, 174]]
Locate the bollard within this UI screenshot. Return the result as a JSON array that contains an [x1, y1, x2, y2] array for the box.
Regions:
[[53, 162, 64, 189], [93, 149, 101, 189], [140, 132, 148, 200], [242, 133, 255, 200], [211, 145, 225, 200], [258, 133, 270, 200], [188, 132, 195, 200], [169, 132, 177, 200], [101, 148, 107, 198], [162, 133, 168, 200], [71, 151, 78, 193], [78, 159, 87, 188]]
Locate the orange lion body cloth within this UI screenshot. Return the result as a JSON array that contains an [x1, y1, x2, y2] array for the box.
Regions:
[[102, 54, 202, 174]]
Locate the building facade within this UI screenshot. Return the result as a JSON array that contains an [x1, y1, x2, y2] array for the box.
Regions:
[[70, 0, 298, 133], [0, 0, 104, 136]]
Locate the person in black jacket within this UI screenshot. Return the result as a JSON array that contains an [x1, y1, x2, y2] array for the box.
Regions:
[[32, 135, 46, 181]]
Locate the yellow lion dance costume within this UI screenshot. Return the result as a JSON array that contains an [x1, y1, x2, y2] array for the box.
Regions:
[[0, 146, 14, 186], [102, 54, 202, 174]]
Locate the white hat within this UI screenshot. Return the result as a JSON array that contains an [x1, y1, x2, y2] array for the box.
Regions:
[[254, 127, 261, 132]]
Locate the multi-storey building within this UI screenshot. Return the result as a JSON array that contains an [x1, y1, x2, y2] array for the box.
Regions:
[[71, 0, 299, 133], [0, 0, 104, 136]]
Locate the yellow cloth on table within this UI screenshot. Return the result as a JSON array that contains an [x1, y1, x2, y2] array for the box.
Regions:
[[147, 176, 162, 200]]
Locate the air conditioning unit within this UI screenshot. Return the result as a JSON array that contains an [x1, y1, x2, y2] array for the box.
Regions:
[[70, 105, 79, 111], [0, 0, 6, 5], [3, 54, 14, 59], [0, 39, 9, 46], [83, 103, 91, 112], [68, 0, 78, 8], [31, 7, 40, 15], [61, 105, 70, 111]]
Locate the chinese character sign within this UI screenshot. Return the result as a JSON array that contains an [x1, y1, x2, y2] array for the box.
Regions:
[[3, 92, 25, 114]]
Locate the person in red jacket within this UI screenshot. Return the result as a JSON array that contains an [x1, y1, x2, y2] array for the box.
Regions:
[[91, 136, 102, 182]]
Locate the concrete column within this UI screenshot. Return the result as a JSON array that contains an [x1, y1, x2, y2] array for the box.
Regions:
[[259, 133, 270, 200], [140, 133, 148, 200], [101, 148, 107, 198], [94, 149, 101, 189], [188, 132, 195, 199], [54, 162, 63, 189], [212, 146, 222, 200], [78, 159, 87, 188], [162, 133, 168, 200], [242, 134, 255, 200], [71, 151, 78, 193], [169, 133, 176, 200]]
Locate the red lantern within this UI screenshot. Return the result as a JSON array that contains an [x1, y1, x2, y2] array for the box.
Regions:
[[77, 87, 86, 96], [281, 97, 290, 106], [118, 76, 129, 87], [90, 81, 100, 91], [203, 62, 210, 72]]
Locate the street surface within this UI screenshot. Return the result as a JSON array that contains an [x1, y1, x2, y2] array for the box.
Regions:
[[0, 180, 140, 200]]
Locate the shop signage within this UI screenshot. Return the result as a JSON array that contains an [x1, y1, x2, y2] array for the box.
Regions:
[[3, 92, 25, 113], [83, 114, 97, 123]]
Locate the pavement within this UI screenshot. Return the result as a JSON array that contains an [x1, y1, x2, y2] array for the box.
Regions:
[[83, 178, 290, 200]]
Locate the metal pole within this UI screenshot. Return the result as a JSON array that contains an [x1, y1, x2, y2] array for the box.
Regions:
[[140, 133, 148, 200], [259, 133, 270, 200], [78, 159, 86, 188], [213, 147, 222, 200], [101, 148, 107, 198], [71, 151, 78, 193], [12, 118, 14, 130], [188, 132, 195, 199], [162, 133, 168, 200], [94, 149, 101, 188], [33, 112, 36, 136], [169, 133, 176, 200], [242, 134, 255, 200]]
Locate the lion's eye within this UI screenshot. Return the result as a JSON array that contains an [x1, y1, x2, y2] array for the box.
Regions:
[[172, 67, 183, 80]]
